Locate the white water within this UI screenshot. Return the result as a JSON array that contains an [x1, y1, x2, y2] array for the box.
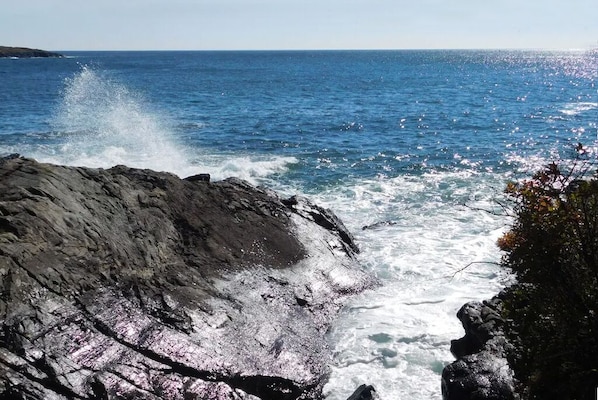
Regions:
[[31, 67, 520, 399], [315, 173, 513, 399]]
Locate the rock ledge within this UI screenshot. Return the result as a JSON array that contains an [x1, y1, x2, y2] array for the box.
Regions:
[[0, 156, 374, 399]]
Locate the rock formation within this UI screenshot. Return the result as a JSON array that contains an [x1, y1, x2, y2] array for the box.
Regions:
[[0, 46, 63, 58], [441, 294, 517, 400], [0, 155, 374, 399]]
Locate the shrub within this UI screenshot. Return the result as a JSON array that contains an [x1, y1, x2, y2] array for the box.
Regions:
[[498, 147, 598, 399]]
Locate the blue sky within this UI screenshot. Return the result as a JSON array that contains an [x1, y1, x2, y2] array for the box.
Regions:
[[2, 0, 597, 50]]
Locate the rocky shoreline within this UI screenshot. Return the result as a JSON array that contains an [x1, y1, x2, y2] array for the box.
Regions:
[[0, 155, 376, 399], [441, 293, 517, 400], [0, 46, 63, 58]]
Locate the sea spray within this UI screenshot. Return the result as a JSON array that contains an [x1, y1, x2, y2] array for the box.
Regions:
[[25, 65, 299, 182], [48, 65, 195, 175]]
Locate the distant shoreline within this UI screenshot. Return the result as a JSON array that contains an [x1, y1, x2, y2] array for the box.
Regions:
[[0, 46, 63, 58]]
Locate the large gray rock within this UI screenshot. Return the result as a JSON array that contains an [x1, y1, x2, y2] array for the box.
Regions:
[[441, 297, 518, 400], [0, 156, 374, 399]]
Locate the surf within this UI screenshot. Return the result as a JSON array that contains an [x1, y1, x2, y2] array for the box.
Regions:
[[18, 65, 298, 183]]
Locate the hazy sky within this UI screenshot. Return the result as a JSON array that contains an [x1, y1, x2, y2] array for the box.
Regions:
[[2, 0, 597, 51]]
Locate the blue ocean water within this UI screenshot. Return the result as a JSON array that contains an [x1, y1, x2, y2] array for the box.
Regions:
[[1, 50, 597, 399]]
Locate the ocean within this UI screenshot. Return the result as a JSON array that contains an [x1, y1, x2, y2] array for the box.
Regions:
[[1, 49, 596, 399]]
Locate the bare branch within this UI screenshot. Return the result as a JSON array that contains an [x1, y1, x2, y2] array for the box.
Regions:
[[448, 260, 501, 281]]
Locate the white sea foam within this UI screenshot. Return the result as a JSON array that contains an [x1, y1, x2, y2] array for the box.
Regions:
[[315, 170, 514, 399], [189, 154, 299, 184], [559, 102, 598, 116]]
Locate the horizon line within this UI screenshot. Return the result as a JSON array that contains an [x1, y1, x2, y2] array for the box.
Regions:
[[52, 46, 593, 53]]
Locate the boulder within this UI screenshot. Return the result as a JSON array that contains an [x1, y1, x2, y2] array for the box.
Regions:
[[442, 352, 515, 400], [442, 296, 518, 400], [0, 156, 374, 399], [346, 384, 377, 400]]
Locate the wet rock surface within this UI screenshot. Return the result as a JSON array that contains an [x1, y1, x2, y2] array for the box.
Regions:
[[345, 384, 377, 400], [0, 156, 374, 399], [442, 295, 517, 400]]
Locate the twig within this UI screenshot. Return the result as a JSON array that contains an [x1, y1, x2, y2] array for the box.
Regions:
[[449, 260, 501, 281]]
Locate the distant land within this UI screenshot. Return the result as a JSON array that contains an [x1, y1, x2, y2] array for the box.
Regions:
[[0, 46, 63, 58]]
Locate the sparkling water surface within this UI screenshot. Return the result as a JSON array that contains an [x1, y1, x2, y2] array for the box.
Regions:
[[1, 50, 596, 399]]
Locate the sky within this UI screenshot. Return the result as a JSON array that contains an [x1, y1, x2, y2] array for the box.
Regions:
[[2, 0, 597, 51]]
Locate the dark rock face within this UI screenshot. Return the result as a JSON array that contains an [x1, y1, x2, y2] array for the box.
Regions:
[[0, 156, 373, 399], [442, 296, 518, 400], [0, 46, 64, 58], [346, 384, 377, 400]]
